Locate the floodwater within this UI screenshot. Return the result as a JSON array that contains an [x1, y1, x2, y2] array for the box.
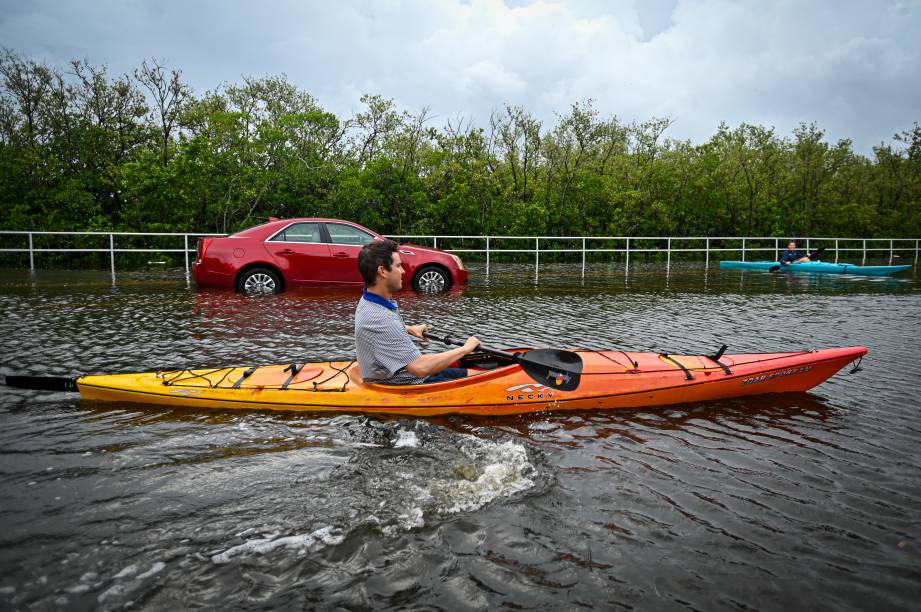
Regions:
[[0, 263, 919, 610]]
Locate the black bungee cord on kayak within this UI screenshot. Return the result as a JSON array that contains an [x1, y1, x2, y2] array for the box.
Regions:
[[311, 360, 355, 392], [849, 356, 863, 374], [159, 367, 235, 388], [579, 347, 815, 377], [596, 350, 639, 373], [157, 359, 357, 392]]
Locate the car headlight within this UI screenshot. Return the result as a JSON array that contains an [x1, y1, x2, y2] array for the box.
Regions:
[[450, 254, 465, 270]]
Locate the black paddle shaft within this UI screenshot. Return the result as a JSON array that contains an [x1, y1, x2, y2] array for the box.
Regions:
[[5, 375, 80, 392], [422, 331, 583, 391]]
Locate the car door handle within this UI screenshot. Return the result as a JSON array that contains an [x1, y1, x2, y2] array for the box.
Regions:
[[332, 252, 350, 258], [275, 249, 295, 255]]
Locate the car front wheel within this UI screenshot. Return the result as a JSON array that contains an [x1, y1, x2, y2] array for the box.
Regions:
[[412, 266, 450, 293], [236, 267, 282, 295]]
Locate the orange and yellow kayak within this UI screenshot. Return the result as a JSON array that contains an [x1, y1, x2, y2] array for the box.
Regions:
[[72, 346, 868, 416]]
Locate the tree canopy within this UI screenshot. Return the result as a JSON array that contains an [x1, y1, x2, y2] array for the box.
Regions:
[[1, 49, 918, 239]]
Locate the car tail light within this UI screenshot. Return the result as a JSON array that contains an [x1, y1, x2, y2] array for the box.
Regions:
[[197, 238, 213, 262]]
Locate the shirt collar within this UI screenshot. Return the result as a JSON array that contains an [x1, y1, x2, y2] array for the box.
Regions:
[[362, 289, 398, 311]]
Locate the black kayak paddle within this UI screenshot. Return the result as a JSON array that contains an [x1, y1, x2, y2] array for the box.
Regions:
[[423, 332, 583, 391], [769, 246, 827, 272], [5, 375, 80, 392]]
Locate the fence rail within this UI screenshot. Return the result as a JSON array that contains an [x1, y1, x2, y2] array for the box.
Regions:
[[386, 235, 920, 276], [0, 231, 224, 281], [0, 231, 917, 281]]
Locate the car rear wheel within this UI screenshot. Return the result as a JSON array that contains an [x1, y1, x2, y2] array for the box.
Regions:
[[412, 266, 450, 293], [237, 268, 282, 295]]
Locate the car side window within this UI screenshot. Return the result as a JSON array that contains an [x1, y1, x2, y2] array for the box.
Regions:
[[326, 223, 375, 246], [270, 223, 323, 243]]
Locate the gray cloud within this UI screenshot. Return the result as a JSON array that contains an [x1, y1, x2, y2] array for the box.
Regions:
[[1, 0, 918, 152]]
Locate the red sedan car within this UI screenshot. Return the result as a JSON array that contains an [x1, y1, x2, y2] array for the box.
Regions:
[[192, 218, 468, 294]]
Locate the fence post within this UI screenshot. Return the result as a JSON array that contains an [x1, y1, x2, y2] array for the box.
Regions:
[[184, 234, 190, 277], [705, 238, 709, 268], [625, 237, 630, 272], [862, 239, 866, 265], [28, 232, 34, 270], [916, 239, 919, 266], [581, 237, 586, 278], [433, 236, 438, 250], [486, 236, 490, 275], [535, 237, 539, 278], [666, 237, 671, 270], [741, 238, 746, 262], [835, 239, 839, 263], [890, 239, 894, 265], [774, 237, 779, 261], [109, 233, 116, 282]]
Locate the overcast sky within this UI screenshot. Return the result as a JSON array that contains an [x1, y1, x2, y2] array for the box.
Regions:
[[1, 0, 919, 153]]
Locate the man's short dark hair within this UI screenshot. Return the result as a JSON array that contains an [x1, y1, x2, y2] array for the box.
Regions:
[[358, 238, 398, 286]]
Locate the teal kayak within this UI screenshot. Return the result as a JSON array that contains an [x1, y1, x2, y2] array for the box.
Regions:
[[719, 260, 912, 276]]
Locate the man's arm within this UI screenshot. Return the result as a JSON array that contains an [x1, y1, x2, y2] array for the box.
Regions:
[[406, 323, 428, 339], [405, 336, 479, 378]]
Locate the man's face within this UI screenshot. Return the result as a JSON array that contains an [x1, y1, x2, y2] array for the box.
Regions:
[[787, 242, 797, 251], [378, 252, 404, 292]]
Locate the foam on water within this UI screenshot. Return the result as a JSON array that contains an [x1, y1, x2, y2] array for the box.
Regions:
[[211, 526, 344, 564], [379, 436, 538, 535], [393, 428, 419, 448], [435, 438, 536, 514]]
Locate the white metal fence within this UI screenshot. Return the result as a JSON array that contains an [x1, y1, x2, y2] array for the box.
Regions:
[[0, 231, 224, 280], [387, 235, 920, 276], [0, 231, 917, 281]]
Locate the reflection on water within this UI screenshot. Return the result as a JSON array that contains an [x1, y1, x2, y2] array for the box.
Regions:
[[0, 263, 919, 610]]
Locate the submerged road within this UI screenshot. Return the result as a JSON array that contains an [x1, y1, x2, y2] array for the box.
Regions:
[[1, 263, 918, 610]]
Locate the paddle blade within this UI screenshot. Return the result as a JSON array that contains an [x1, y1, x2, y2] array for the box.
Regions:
[[808, 246, 827, 260], [5, 375, 79, 392], [518, 349, 583, 391]]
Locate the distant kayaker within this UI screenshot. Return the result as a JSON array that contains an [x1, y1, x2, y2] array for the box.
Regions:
[[355, 238, 480, 385], [780, 240, 811, 265]]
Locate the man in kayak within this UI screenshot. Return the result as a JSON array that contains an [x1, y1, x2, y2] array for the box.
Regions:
[[355, 238, 480, 385], [780, 240, 811, 265]]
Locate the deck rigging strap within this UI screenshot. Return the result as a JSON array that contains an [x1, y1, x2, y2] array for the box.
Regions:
[[659, 353, 694, 380], [232, 366, 258, 388], [280, 363, 304, 390], [703, 344, 732, 375]]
